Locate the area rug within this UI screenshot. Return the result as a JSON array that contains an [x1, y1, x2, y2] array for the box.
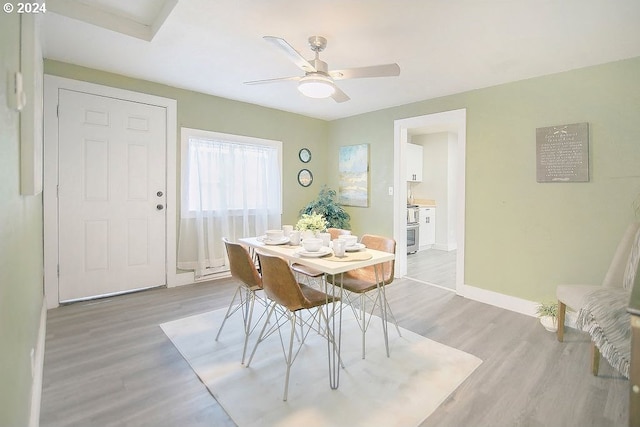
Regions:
[[160, 306, 482, 427]]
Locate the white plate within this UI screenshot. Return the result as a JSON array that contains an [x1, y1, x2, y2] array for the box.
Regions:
[[295, 246, 332, 257], [258, 236, 290, 245], [345, 243, 366, 252]]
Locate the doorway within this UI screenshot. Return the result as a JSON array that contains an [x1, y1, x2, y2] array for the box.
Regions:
[[393, 109, 466, 292], [43, 76, 178, 308], [57, 89, 167, 301]]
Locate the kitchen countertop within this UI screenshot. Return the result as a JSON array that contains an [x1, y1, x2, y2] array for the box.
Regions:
[[413, 198, 436, 207]]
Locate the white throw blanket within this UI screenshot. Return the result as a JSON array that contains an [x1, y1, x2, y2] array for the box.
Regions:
[[577, 288, 631, 378]]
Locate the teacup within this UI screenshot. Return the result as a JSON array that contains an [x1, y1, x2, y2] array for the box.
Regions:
[[302, 238, 323, 252], [333, 239, 346, 257], [338, 235, 358, 247], [289, 230, 301, 246], [282, 225, 293, 237], [266, 229, 284, 242]]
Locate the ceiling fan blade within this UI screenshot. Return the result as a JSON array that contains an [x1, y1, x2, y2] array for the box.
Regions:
[[329, 63, 400, 80], [244, 76, 301, 85], [331, 85, 350, 103], [263, 36, 316, 73]]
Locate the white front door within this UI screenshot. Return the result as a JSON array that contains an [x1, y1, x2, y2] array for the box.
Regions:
[[57, 89, 167, 301]]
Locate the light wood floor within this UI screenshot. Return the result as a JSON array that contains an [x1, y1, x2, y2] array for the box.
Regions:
[[40, 277, 628, 426], [406, 248, 456, 290]]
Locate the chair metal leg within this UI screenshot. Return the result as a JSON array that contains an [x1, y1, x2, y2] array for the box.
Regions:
[[246, 303, 277, 367], [379, 285, 390, 357], [215, 285, 243, 341], [215, 286, 265, 365], [384, 297, 402, 337], [241, 290, 256, 364], [282, 312, 297, 401]]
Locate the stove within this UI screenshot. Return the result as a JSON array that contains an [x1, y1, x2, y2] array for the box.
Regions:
[[407, 205, 420, 253]]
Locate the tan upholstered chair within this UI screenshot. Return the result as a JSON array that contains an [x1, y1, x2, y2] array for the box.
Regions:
[[327, 227, 351, 240], [557, 222, 640, 343], [247, 252, 340, 401], [290, 228, 351, 287], [290, 263, 324, 288], [328, 234, 400, 359], [216, 238, 264, 364]]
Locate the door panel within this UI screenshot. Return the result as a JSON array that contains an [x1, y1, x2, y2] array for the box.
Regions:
[[58, 89, 167, 301]]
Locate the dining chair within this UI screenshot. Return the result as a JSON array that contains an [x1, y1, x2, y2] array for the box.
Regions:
[[291, 228, 352, 287], [556, 222, 640, 342], [216, 238, 265, 364], [327, 234, 400, 359], [290, 262, 324, 289], [246, 252, 341, 401], [327, 227, 351, 240]]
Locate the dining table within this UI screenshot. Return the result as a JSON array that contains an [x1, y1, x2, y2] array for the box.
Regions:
[[238, 235, 395, 390]]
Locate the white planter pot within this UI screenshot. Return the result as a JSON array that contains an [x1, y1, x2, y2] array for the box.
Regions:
[[301, 230, 316, 240], [539, 316, 557, 332]]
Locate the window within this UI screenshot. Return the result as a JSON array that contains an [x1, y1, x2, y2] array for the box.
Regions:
[[177, 127, 282, 277], [180, 128, 282, 217]]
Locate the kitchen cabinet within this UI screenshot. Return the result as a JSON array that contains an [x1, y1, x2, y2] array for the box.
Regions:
[[419, 207, 436, 250], [406, 143, 423, 182]]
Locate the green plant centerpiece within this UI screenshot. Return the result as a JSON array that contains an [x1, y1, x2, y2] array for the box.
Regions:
[[536, 301, 558, 332], [295, 212, 328, 235], [299, 186, 351, 230]]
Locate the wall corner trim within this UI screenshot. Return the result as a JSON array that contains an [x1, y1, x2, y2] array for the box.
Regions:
[[29, 299, 46, 427]]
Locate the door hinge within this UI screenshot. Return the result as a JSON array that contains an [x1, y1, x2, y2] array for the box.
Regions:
[[57, 264, 60, 277], [57, 104, 60, 117], [56, 184, 59, 198]]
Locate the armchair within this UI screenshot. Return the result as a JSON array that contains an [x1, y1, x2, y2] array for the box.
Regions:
[[556, 222, 640, 342]]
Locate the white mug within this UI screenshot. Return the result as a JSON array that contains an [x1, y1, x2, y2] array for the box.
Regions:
[[333, 239, 346, 257], [282, 225, 293, 237], [289, 230, 301, 246], [319, 232, 331, 247]]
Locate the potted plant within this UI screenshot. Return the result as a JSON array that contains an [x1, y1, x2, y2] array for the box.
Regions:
[[299, 186, 351, 230], [536, 301, 558, 332], [295, 212, 328, 239]]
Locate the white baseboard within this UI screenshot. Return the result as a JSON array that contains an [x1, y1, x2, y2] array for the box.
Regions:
[[433, 243, 456, 251], [458, 284, 539, 317], [29, 299, 46, 427], [169, 271, 196, 287], [457, 284, 578, 329], [169, 270, 232, 287]]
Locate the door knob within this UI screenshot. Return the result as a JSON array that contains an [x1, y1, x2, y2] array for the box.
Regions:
[[156, 204, 164, 210], [157, 191, 163, 197]]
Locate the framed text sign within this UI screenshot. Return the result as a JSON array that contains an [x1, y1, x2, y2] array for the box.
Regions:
[[536, 122, 589, 183]]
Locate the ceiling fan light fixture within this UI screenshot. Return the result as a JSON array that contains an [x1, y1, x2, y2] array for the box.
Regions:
[[298, 74, 335, 98]]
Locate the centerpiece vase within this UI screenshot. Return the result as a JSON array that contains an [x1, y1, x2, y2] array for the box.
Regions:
[[301, 230, 316, 240]]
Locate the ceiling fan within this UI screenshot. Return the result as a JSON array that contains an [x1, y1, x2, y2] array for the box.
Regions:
[[245, 35, 401, 103]]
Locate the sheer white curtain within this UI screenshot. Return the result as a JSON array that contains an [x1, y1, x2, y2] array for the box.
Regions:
[[178, 128, 282, 277]]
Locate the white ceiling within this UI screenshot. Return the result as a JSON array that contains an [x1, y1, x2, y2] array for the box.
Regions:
[[42, 0, 640, 121]]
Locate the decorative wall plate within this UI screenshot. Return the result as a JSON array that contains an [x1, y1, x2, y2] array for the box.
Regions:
[[299, 148, 311, 163], [298, 169, 313, 187]]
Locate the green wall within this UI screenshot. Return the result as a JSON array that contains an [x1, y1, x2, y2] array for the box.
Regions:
[[45, 57, 640, 304], [44, 60, 329, 226], [328, 57, 640, 302], [4, 27, 638, 424], [0, 12, 44, 427]]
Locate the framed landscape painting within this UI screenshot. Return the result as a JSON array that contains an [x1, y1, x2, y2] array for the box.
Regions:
[[339, 144, 369, 207]]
